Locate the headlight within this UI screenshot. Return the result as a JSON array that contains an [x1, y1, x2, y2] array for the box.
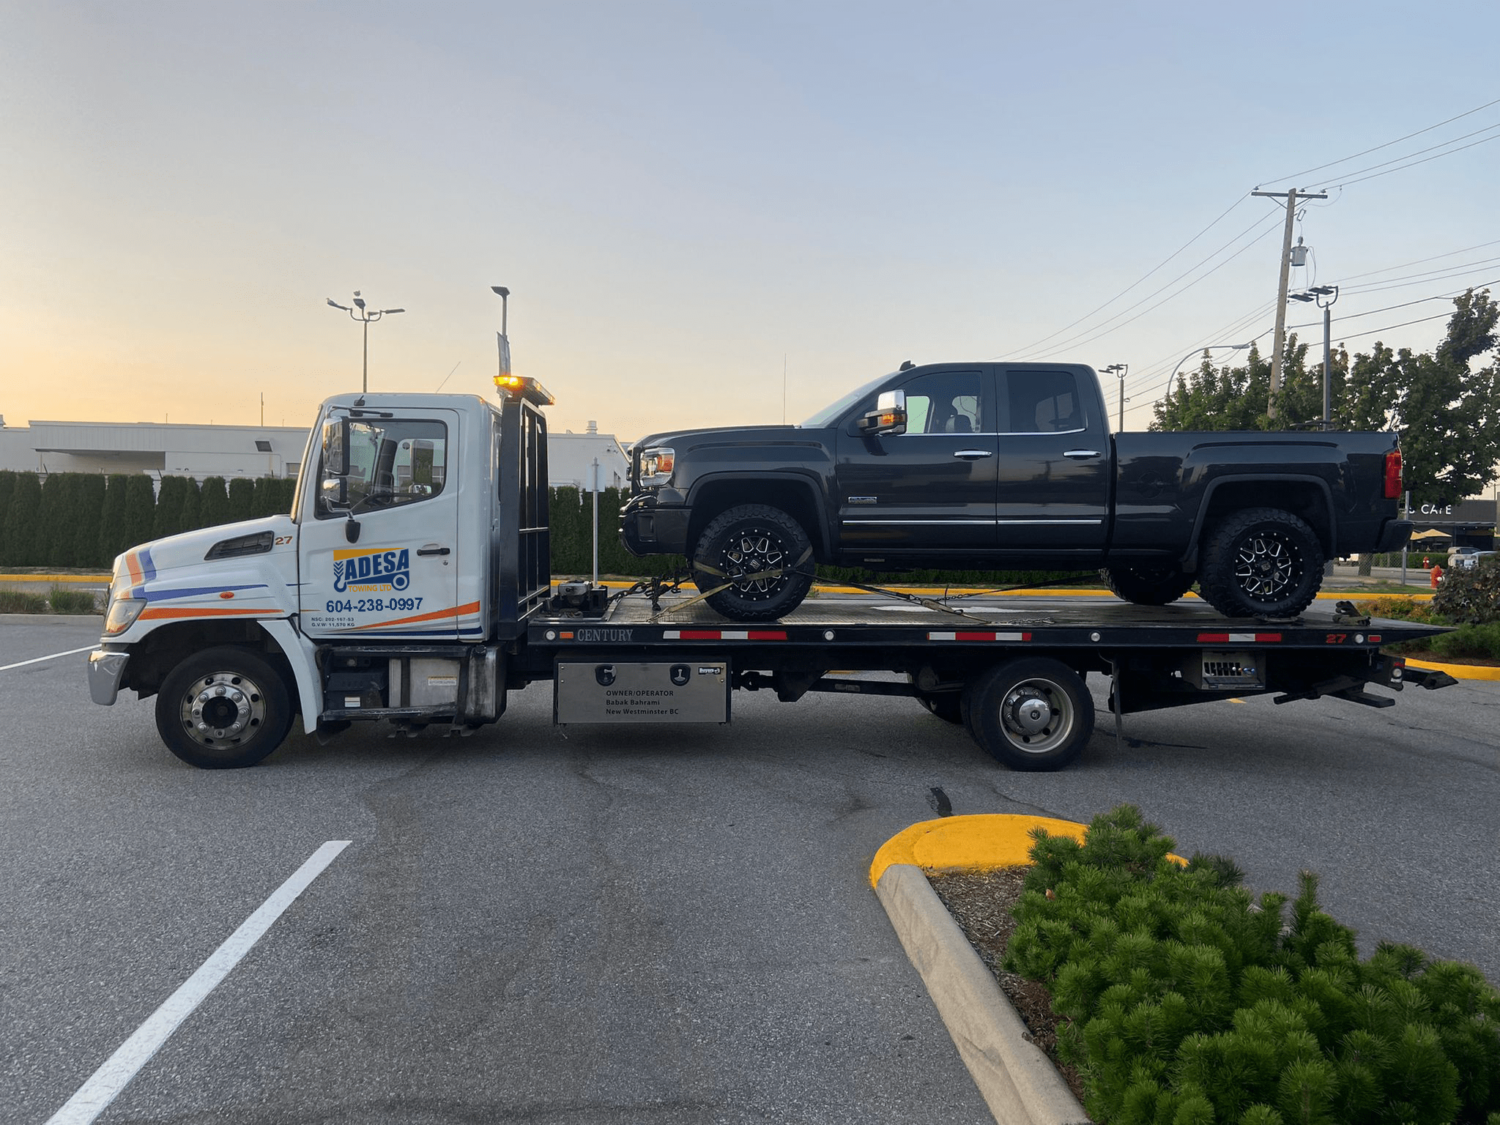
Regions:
[[104, 597, 146, 636], [639, 446, 675, 487]]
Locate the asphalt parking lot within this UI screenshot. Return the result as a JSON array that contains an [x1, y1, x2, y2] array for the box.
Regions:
[[4, 615, 1497, 1124]]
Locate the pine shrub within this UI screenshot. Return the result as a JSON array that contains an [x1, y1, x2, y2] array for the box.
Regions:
[[3, 472, 42, 566], [1002, 806, 1500, 1125], [97, 474, 134, 564], [198, 477, 231, 529]]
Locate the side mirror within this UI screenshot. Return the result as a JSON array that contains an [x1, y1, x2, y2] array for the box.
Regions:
[[322, 417, 349, 476], [320, 476, 349, 510], [859, 389, 907, 436]]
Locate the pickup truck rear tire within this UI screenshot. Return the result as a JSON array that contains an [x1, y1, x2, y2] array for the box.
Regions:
[[964, 658, 1094, 771], [692, 504, 815, 621], [155, 646, 293, 769], [1199, 507, 1325, 618], [1100, 565, 1196, 605]]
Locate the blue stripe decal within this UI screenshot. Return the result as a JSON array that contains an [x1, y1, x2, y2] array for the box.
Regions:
[[139, 584, 268, 602], [140, 548, 157, 583]]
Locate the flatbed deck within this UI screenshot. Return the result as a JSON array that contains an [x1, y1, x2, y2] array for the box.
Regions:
[[527, 591, 1445, 653]]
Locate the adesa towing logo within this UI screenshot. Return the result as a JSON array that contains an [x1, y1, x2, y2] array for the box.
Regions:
[[333, 547, 411, 593]]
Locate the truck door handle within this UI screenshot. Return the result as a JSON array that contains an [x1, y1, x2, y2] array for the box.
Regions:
[[952, 449, 994, 459], [1063, 449, 1101, 459], [417, 544, 451, 556]]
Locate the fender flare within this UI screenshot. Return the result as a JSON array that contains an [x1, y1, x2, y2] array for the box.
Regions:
[[260, 618, 324, 733], [1182, 474, 1336, 570], [686, 470, 834, 557]]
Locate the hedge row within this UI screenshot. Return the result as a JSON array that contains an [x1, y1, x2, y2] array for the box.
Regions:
[[2, 472, 1101, 589], [0, 471, 297, 570]]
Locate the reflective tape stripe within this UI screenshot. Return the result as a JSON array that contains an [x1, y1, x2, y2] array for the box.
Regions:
[[927, 631, 1032, 642]]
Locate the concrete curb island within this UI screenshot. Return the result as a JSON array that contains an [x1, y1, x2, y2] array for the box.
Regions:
[[870, 815, 1093, 1125]]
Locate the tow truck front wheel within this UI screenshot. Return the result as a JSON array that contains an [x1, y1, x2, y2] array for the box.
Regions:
[[155, 647, 292, 769], [964, 658, 1094, 771], [692, 504, 815, 622]]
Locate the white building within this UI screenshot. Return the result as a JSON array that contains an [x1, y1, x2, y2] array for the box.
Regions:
[[0, 414, 631, 490]]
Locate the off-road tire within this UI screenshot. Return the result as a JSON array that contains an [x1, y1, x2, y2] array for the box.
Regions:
[[1199, 506, 1324, 619], [962, 657, 1094, 771], [691, 504, 815, 621], [155, 646, 293, 769], [1099, 565, 1196, 606]]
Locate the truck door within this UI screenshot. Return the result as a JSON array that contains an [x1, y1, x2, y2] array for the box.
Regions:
[[834, 368, 998, 552], [994, 367, 1110, 554], [300, 408, 470, 639]]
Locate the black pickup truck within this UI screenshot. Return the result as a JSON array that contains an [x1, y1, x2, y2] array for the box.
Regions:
[[620, 361, 1412, 621]]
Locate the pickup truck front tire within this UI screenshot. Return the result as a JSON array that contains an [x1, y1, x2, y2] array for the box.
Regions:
[[691, 504, 815, 621], [1199, 506, 1325, 618], [1100, 565, 1196, 606]]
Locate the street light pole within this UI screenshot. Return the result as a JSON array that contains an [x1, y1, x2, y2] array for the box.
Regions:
[[1290, 284, 1339, 428], [1251, 188, 1327, 420], [327, 291, 406, 393]]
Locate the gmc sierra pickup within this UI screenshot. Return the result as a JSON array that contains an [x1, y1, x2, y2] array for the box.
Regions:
[[620, 361, 1412, 621]]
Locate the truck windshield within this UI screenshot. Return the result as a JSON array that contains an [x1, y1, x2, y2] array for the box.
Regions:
[[801, 372, 892, 429]]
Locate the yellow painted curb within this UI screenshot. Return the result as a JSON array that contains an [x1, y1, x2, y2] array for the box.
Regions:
[[1406, 657, 1500, 682], [869, 815, 1088, 887]]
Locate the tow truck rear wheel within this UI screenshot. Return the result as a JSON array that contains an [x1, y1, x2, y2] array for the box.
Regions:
[[964, 658, 1094, 771], [692, 503, 815, 622], [1100, 565, 1195, 606], [155, 647, 293, 769]]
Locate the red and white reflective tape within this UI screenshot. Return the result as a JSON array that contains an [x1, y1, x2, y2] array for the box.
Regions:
[[662, 629, 788, 641], [926, 631, 1033, 642], [1196, 632, 1283, 643]]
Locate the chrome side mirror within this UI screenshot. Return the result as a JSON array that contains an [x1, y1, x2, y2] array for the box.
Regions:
[[859, 389, 907, 436]]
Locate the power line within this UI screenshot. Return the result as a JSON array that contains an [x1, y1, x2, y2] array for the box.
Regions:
[[1004, 210, 1285, 362], [1259, 95, 1500, 184], [1329, 130, 1500, 189], [1339, 238, 1500, 282], [993, 194, 1251, 360]]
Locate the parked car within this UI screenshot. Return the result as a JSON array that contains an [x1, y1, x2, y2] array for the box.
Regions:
[[1453, 550, 1497, 571]]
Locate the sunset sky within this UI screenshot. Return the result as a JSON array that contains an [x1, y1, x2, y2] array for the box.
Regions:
[[2, 2, 1498, 441]]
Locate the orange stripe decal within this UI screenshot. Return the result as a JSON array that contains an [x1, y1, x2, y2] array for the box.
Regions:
[[351, 601, 481, 631], [140, 607, 281, 620], [125, 552, 143, 585]]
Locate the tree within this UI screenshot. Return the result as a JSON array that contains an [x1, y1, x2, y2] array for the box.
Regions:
[[227, 477, 255, 522], [3, 472, 42, 566], [153, 476, 187, 540], [178, 476, 201, 533], [73, 474, 107, 568], [1341, 289, 1500, 507], [198, 477, 231, 529], [122, 475, 156, 550], [1153, 341, 1313, 432], [98, 474, 133, 564]]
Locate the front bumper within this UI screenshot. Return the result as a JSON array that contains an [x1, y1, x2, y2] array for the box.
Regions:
[[1375, 518, 1414, 553], [88, 648, 130, 705], [619, 494, 691, 556]]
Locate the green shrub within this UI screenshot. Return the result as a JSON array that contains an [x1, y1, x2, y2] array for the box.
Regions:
[[1433, 556, 1500, 625], [47, 586, 99, 614], [0, 589, 48, 613], [1003, 806, 1500, 1125], [1425, 622, 1500, 661]]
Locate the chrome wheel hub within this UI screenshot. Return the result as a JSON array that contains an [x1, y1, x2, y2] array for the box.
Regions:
[[1000, 681, 1072, 753], [180, 672, 265, 747]]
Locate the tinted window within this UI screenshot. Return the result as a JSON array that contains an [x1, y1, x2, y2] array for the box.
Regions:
[[317, 418, 448, 518], [1005, 370, 1083, 433], [902, 371, 982, 434]]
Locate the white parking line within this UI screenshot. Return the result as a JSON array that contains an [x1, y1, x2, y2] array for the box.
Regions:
[[0, 645, 99, 672], [45, 840, 352, 1125]]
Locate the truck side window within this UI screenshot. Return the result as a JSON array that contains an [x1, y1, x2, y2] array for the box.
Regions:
[[901, 372, 982, 435], [1005, 370, 1083, 434], [316, 419, 448, 518]]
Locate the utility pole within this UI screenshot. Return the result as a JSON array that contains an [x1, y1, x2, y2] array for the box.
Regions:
[[1101, 364, 1127, 431], [1251, 188, 1326, 420]]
